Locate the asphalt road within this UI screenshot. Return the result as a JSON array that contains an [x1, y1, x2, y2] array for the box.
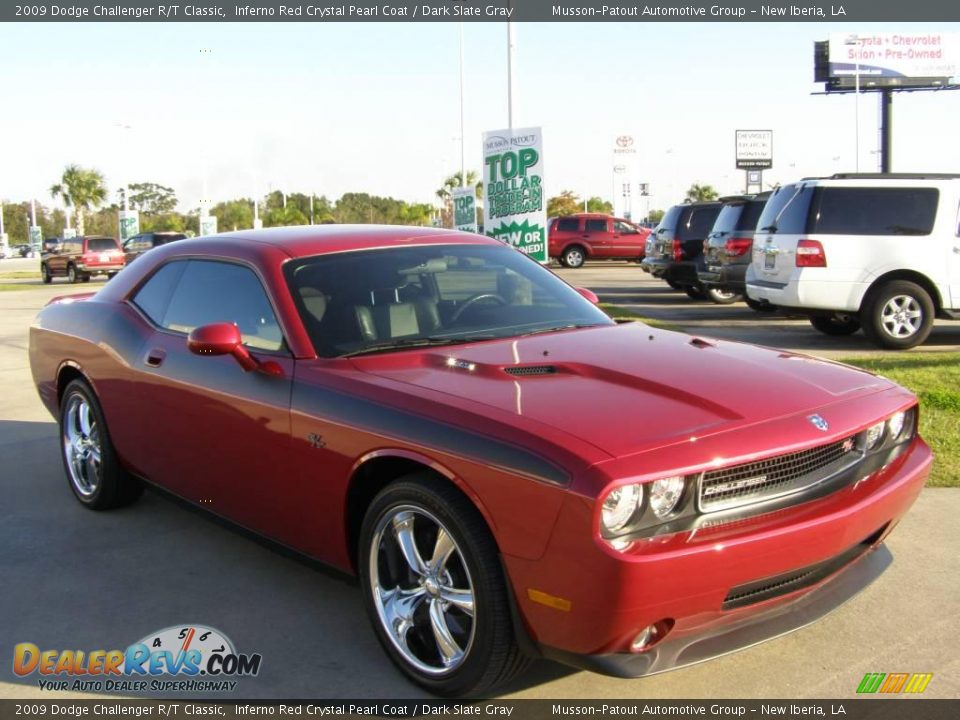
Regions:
[[1, 267, 958, 701]]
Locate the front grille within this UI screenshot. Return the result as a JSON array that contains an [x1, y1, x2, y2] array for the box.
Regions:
[[722, 526, 886, 610], [699, 436, 859, 513], [503, 365, 557, 377]]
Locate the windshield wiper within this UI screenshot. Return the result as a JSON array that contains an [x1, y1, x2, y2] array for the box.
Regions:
[[515, 323, 604, 338], [340, 335, 497, 358]]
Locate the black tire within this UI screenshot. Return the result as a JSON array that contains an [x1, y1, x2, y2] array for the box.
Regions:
[[809, 315, 861, 336], [358, 474, 528, 697], [665, 279, 682, 290], [58, 379, 143, 510], [706, 287, 743, 305], [562, 245, 586, 269], [860, 280, 935, 350], [81, 275, 91, 283], [745, 297, 777, 313], [41, 264, 52, 284], [684, 284, 707, 300], [67, 264, 79, 284]]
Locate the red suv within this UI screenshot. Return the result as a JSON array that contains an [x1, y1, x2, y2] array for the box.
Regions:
[[41, 235, 125, 284], [548, 213, 650, 268]]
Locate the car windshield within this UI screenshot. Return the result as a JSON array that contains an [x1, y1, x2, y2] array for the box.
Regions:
[[284, 243, 614, 358]]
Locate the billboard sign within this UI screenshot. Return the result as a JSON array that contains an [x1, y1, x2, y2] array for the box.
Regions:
[[119, 210, 140, 243], [199, 214, 218, 237], [735, 130, 773, 170], [482, 126, 547, 263], [452, 187, 478, 233], [827, 32, 960, 89]]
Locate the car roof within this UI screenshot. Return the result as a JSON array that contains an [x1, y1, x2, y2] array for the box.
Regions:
[[198, 224, 499, 259]]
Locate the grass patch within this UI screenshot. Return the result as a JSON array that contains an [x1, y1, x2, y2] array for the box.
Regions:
[[841, 353, 960, 487], [599, 303, 680, 331], [0, 271, 41, 280], [0, 283, 34, 292]]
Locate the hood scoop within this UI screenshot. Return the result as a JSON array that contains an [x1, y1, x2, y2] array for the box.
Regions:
[[503, 365, 558, 377]]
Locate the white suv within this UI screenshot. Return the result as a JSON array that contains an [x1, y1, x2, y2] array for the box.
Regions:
[[745, 173, 960, 349]]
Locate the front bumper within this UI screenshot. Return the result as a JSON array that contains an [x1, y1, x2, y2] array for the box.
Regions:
[[505, 436, 930, 675], [540, 541, 891, 677]]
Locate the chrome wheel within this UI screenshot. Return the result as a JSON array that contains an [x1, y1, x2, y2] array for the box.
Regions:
[[62, 394, 102, 497], [369, 505, 475, 676], [880, 294, 923, 339], [563, 248, 585, 268]]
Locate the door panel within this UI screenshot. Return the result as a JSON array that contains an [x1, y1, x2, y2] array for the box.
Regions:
[[584, 218, 613, 257]]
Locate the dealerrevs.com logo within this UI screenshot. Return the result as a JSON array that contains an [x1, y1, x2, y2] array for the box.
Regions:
[[13, 624, 262, 693]]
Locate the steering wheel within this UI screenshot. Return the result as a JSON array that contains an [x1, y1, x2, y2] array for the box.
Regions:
[[450, 293, 508, 323]]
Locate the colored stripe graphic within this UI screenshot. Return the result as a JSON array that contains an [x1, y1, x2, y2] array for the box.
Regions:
[[857, 672, 933, 694]]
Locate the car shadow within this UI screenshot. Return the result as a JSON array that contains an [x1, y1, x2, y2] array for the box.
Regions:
[[0, 419, 577, 699]]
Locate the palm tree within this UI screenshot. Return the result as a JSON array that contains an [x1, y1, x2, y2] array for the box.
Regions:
[[685, 183, 719, 202], [436, 170, 482, 203], [50, 165, 108, 235]]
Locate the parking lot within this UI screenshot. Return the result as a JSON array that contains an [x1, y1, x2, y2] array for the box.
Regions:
[[1, 260, 958, 700]]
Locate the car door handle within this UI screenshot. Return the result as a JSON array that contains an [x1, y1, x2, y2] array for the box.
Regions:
[[145, 348, 166, 367]]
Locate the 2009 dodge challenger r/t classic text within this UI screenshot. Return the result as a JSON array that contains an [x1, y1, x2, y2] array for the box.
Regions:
[[29, 226, 930, 696]]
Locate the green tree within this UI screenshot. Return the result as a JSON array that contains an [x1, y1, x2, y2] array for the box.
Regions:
[[436, 171, 482, 228], [212, 199, 255, 231], [547, 190, 582, 217], [264, 205, 308, 228], [685, 183, 719, 202], [119, 182, 178, 215], [585, 196, 613, 214], [648, 209, 665, 224], [49, 165, 108, 235]]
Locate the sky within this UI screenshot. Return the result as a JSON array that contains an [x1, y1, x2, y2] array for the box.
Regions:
[[2, 20, 960, 216]]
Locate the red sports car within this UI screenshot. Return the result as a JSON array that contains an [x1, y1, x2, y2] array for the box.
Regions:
[[29, 226, 930, 696]]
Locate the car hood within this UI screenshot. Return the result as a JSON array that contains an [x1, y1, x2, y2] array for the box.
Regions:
[[349, 323, 892, 459]]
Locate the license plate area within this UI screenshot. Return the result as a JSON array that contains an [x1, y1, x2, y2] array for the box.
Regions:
[[764, 252, 776, 270]]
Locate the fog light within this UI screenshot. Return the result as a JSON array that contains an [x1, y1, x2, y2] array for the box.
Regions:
[[631, 625, 658, 652], [865, 421, 885, 450]]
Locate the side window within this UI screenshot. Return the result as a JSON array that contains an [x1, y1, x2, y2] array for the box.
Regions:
[[155, 261, 284, 351], [132, 261, 188, 325], [556, 218, 579, 233], [614, 220, 637, 234], [812, 188, 939, 236], [584, 218, 608, 233]]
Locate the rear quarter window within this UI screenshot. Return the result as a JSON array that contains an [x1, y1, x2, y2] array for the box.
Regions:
[[811, 187, 939, 236], [555, 218, 579, 233]]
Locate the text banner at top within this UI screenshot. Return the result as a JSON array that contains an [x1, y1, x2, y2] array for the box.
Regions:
[[4, 0, 960, 23]]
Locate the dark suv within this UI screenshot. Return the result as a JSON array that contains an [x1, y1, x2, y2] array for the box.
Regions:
[[641, 201, 722, 298], [548, 214, 650, 268], [123, 231, 188, 264], [697, 193, 770, 305], [41, 235, 124, 284]]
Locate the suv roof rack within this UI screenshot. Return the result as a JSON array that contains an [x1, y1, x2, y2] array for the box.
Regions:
[[803, 173, 960, 180]]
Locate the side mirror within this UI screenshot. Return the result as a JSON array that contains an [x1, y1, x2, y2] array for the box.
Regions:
[[575, 287, 599, 304], [187, 322, 259, 372]]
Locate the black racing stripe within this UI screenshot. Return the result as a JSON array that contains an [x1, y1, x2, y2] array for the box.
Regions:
[[294, 384, 570, 486]]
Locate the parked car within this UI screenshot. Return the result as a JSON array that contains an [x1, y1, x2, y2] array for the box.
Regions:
[[19, 243, 43, 258], [641, 201, 722, 297], [123, 231, 188, 265], [698, 193, 771, 306], [548, 213, 650, 268], [29, 226, 929, 695], [746, 173, 960, 349], [40, 235, 125, 284]]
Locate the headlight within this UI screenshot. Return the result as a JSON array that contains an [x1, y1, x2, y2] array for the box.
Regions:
[[865, 421, 885, 450], [888, 411, 906, 440], [601, 484, 643, 534], [649, 476, 685, 519]]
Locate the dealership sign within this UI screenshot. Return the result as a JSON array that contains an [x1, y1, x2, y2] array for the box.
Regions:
[[482, 126, 547, 263], [119, 210, 140, 243], [828, 32, 960, 84], [735, 130, 773, 170], [452, 186, 478, 233]]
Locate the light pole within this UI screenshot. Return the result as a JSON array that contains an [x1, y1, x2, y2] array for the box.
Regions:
[[114, 122, 133, 211], [845, 34, 861, 172], [458, 22, 466, 187], [506, 20, 516, 129]]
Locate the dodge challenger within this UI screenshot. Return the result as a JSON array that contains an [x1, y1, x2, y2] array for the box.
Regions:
[[29, 226, 930, 696]]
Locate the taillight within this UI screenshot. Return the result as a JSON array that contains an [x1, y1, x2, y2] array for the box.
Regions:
[[672, 238, 682, 261], [796, 239, 827, 267], [724, 237, 753, 257]]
